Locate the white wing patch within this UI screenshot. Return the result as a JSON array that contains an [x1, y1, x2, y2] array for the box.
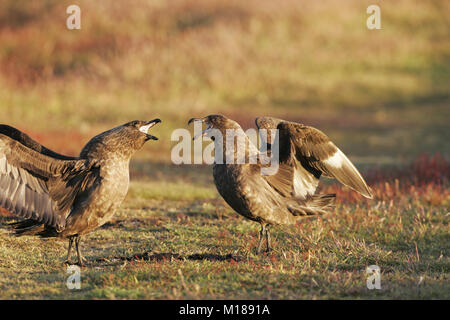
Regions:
[[322, 146, 373, 199], [293, 161, 319, 199], [328, 147, 366, 181], [324, 147, 345, 168]]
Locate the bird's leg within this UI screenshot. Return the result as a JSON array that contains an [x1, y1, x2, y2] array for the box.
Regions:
[[257, 224, 266, 254], [265, 227, 271, 253], [75, 235, 86, 267], [64, 236, 75, 265]]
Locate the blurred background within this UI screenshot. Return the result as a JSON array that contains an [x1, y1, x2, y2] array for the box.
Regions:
[[0, 0, 448, 166], [1, 1, 449, 299]]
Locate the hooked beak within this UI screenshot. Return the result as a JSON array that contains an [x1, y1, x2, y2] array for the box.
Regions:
[[140, 118, 161, 140], [187, 117, 204, 126], [187, 117, 210, 141]]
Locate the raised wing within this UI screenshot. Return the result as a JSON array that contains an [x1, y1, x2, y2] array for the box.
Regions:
[[277, 121, 373, 199], [254, 117, 302, 199], [0, 133, 99, 231], [0, 125, 78, 160]]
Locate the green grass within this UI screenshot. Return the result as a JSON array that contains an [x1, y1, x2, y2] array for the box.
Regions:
[[0, 165, 448, 299], [0, 0, 448, 299], [0, 0, 449, 162]]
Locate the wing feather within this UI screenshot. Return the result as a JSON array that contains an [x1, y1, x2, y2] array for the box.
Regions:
[[0, 132, 98, 231], [256, 117, 372, 199], [0, 125, 77, 160], [256, 117, 320, 199], [278, 122, 373, 199]]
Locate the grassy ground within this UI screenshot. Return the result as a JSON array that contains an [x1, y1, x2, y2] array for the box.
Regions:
[[0, 157, 448, 299], [0, 0, 449, 299]]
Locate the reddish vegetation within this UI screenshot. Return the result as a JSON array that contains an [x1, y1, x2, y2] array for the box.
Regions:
[[323, 153, 449, 205], [0, 153, 448, 218], [366, 153, 449, 187]]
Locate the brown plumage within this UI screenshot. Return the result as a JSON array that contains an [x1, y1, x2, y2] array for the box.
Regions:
[[188, 115, 372, 254], [255, 117, 373, 199], [0, 119, 161, 265]]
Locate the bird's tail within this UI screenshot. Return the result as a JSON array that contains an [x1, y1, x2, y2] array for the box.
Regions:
[[287, 194, 335, 216], [7, 219, 45, 236]]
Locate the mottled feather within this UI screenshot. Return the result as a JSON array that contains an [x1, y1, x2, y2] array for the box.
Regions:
[[0, 134, 98, 231], [277, 121, 372, 198], [256, 117, 372, 199], [1, 120, 160, 264]]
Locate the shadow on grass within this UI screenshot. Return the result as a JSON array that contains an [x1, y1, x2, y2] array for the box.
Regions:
[[100, 218, 168, 232], [94, 251, 243, 264]]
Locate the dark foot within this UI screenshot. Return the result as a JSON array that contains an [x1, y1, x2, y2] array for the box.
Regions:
[[76, 255, 87, 267], [64, 259, 86, 266]]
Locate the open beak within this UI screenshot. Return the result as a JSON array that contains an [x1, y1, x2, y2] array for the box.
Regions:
[[140, 118, 161, 140], [188, 117, 210, 140]]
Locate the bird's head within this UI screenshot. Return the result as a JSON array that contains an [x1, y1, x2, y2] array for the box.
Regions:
[[255, 117, 283, 132], [188, 114, 241, 141], [81, 119, 161, 159], [118, 119, 162, 151], [123, 119, 162, 144], [255, 116, 284, 152]]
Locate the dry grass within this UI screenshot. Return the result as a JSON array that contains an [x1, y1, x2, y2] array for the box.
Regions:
[[0, 0, 448, 299], [0, 0, 448, 161], [0, 155, 448, 299]]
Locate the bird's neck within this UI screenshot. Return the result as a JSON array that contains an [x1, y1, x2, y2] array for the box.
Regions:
[[81, 145, 134, 164], [214, 128, 260, 165]]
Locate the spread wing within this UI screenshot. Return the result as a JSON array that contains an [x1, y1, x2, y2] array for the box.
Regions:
[[256, 117, 372, 199], [0, 125, 78, 160], [0, 133, 99, 231], [255, 117, 297, 198], [277, 121, 373, 199]]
